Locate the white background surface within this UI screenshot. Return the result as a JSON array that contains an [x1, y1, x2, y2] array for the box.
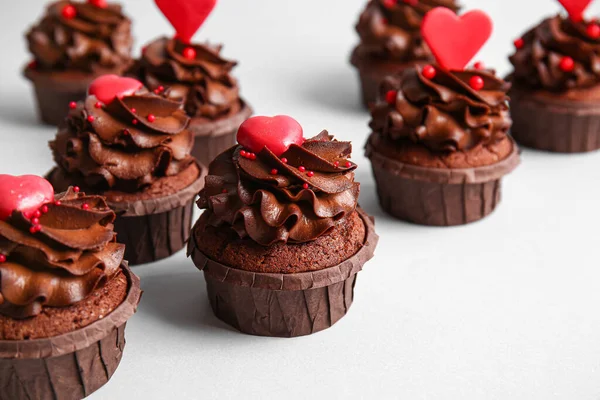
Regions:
[[1, 0, 600, 399]]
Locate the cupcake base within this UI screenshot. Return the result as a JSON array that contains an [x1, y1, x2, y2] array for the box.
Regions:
[[187, 209, 378, 337], [0, 263, 141, 400], [188, 102, 253, 167], [366, 139, 521, 226], [509, 85, 600, 153]]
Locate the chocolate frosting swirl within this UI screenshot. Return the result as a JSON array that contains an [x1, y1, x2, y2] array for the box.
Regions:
[[50, 88, 197, 193], [198, 132, 360, 246], [354, 0, 460, 61], [26, 1, 133, 73], [131, 37, 242, 121], [0, 188, 124, 319], [510, 16, 600, 91], [370, 67, 512, 152]]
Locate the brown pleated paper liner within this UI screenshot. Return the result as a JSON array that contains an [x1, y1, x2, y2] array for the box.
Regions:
[[188, 102, 253, 167], [510, 86, 600, 153], [0, 263, 141, 400], [366, 139, 521, 226], [187, 208, 379, 338]]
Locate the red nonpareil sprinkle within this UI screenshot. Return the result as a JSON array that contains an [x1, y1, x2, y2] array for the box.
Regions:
[[183, 47, 197, 60], [345, 161, 352, 167], [31, 218, 39, 225], [123, 129, 130, 135], [87, 115, 95, 123], [307, 171, 314, 177], [298, 166, 306, 172], [383, 0, 396, 8], [0, 254, 5, 263], [281, 158, 288, 164], [82, 203, 89, 210], [514, 38, 524, 49], [61, 4, 77, 19], [385, 90, 397, 105], [30, 225, 41, 234], [69, 101, 77, 109], [469, 75, 484, 91], [147, 114, 156, 123], [334, 161, 340, 167], [41, 205, 49, 213], [89, 0, 107, 8], [28, 60, 37, 70], [33, 210, 41, 218], [157, 86, 165, 92], [559, 56, 575, 72], [270, 169, 278, 175], [422, 65, 436, 79], [222, 189, 227, 194], [73, 186, 80, 193], [131, 108, 137, 114], [473, 61, 484, 70], [94, 102, 102, 108], [132, 119, 138, 125], [54, 201, 61, 206], [240, 150, 248, 157], [249, 153, 257, 160], [588, 23, 600, 39], [303, 183, 309, 189]]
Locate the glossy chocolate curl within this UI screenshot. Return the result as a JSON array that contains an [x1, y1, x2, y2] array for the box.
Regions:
[[50, 87, 196, 193], [198, 132, 360, 246], [355, 0, 460, 61], [510, 15, 600, 91], [0, 188, 124, 319], [26, 1, 133, 73], [132, 37, 242, 121], [370, 66, 512, 152]]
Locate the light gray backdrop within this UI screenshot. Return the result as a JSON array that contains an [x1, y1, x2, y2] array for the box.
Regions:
[[1, 0, 600, 399]]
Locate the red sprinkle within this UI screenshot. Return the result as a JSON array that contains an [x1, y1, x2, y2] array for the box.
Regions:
[[28, 60, 37, 70], [41, 205, 49, 213], [422, 65, 436, 80], [61, 4, 77, 19], [345, 162, 352, 167], [334, 161, 340, 167], [303, 183, 309, 189], [240, 150, 248, 157], [183, 47, 197, 60], [94, 102, 103, 108], [31, 218, 40, 225], [69, 101, 77, 109], [123, 129, 130, 136], [147, 114, 156, 123], [473, 61, 485, 70], [514, 38, 524, 50], [469, 76, 484, 91], [33, 210, 41, 218], [270, 169, 278, 175], [73, 186, 80, 193], [298, 166, 306, 172], [281, 158, 288, 164], [157, 86, 165, 92], [87, 115, 95, 123], [385, 90, 397, 105], [383, 0, 396, 8], [221, 189, 228, 194], [132, 119, 138, 125], [30, 225, 41, 234], [130, 108, 137, 114], [559, 56, 575, 72], [307, 171, 315, 177], [0, 254, 6, 263], [82, 203, 89, 210], [588, 23, 600, 39], [89, 0, 107, 8], [54, 201, 61, 206], [248, 153, 257, 160]]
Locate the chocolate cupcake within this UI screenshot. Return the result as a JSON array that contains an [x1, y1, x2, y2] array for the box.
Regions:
[[24, 0, 134, 127], [129, 36, 252, 168], [0, 176, 141, 400], [509, 8, 600, 153], [47, 75, 206, 265], [188, 115, 378, 337], [366, 8, 520, 226], [351, 0, 460, 107]]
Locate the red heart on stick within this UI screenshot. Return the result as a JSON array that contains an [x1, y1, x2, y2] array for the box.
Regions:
[[155, 0, 217, 44], [421, 8, 493, 71], [237, 116, 304, 157], [88, 75, 143, 105], [558, 0, 593, 21], [0, 175, 54, 221]]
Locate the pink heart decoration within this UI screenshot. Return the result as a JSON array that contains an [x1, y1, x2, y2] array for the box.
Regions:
[[155, 0, 217, 44], [237, 116, 304, 157], [421, 8, 493, 71], [88, 75, 143, 105], [558, 0, 593, 21], [0, 175, 54, 220]]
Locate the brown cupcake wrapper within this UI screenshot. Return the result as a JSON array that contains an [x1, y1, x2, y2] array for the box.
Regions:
[[510, 87, 600, 153], [188, 102, 253, 167], [187, 208, 379, 337], [366, 140, 520, 226], [0, 262, 141, 400]]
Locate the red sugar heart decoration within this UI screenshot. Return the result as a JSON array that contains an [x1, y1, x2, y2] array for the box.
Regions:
[[558, 0, 593, 21], [88, 75, 143, 105], [421, 8, 493, 71], [0, 175, 54, 221], [237, 116, 304, 157], [155, 0, 217, 44]]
